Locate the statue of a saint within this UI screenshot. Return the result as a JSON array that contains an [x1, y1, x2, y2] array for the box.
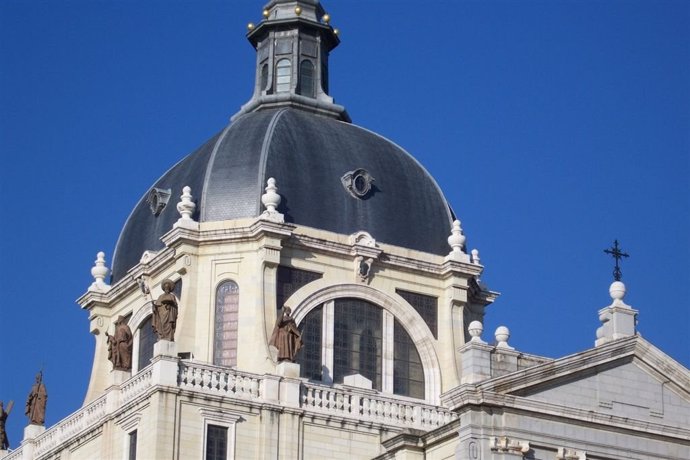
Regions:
[[25, 373, 47, 426], [106, 316, 133, 371], [269, 307, 303, 362], [0, 400, 11, 450], [152, 279, 179, 341]]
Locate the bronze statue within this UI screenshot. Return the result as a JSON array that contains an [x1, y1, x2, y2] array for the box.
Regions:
[[152, 279, 178, 341], [0, 400, 11, 450], [106, 316, 133, 371], [269, 307, 303, 362], [25, 373, 47, 426]]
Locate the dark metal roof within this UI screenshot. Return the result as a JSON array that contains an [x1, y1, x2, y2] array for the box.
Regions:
[[111, 108, 455, 282]]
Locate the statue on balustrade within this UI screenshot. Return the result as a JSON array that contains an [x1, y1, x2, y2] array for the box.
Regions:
[[106, 316, 133, 371], [269, 306, 303, 362], [25, 372, 47, 426], [0, 400, 12, 450], [152, 279, 179, 341]]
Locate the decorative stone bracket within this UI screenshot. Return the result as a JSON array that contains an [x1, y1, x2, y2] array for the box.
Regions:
[[556, 447, 587, 460], [349, 231, 382, 283], [490, 436, 530, 457]]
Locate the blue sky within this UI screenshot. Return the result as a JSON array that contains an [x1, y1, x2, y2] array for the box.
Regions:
[[1, 0, 688, 448]]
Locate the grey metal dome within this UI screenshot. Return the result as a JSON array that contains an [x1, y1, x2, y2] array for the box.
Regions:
[[111, 108, 455, 282]]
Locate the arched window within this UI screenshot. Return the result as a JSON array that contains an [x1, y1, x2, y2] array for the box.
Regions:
[[298, 60, 315, 98], [275, 59, 291, 93], [260, 63, 269, 92], [296, 297, 426, 398], [138, 316, 155, 370], [213, 281, 239, 367]]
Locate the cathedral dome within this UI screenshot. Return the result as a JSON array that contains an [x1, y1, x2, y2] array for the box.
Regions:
[[111, 108, 455, 282]]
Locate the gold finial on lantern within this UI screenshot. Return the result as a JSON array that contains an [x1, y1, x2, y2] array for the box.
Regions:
[[247, 22, 255, 31], [262, 9, 269, 18], [334, 28, 340, 36], [295, 6, 302, 15], [322, 13, 330, 24]]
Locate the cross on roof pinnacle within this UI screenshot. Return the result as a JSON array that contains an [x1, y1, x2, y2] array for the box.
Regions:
[[604, 239, 629, 281]]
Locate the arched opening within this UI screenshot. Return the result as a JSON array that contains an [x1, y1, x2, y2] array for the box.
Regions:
[[275, 59, 291, 93], [298, 60, 315, 98]]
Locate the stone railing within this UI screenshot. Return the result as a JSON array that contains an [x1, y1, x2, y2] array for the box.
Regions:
[[302, 382, 456, 430], [30, 394, 107, 458], [120, 365, 153, 404], [1, 449, 22, 460], [2, 361, 456, 460], [178, 361, 261, 399]]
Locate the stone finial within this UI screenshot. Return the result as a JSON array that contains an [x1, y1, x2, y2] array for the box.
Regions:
[[89, 251, 111, 292], [446, 220, 470, 262], [609, 280, 627, 306], [468, 320, 486, 344], [595, 280, 637, 347], [495, 326, 514, 350], [174, 186, 197, 229], [471, 248, 480, 265], [260, 178, 284, 223]]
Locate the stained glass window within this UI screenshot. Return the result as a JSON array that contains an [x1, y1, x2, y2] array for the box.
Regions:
[[214, 281, 239, 367]]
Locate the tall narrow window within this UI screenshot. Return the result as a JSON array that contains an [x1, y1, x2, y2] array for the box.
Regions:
[[214, 281, 239, 367], [206, 424, 228, 460], [297, 305, 323, 380], [333, 299, 382, 390], [137, 316, 155, 370], [298, 60, 315, 98], [260, 63, 269, 91], [393, 320, 425, 399], [275, 59, 291, 93], [128, 430, 138, 460]]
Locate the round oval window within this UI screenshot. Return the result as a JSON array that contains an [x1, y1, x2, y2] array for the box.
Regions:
[[354, 174, 368, 194]]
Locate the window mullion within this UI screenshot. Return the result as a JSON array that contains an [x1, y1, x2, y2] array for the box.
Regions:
[[323, 300, 335, 384], [382, 311, 394, 393]]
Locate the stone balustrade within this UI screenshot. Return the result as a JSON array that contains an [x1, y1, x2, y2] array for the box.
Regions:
[[4, 361, 454, 459], [178, 361, 261, 399], [120, 366, 153, 404], [302, 381, 456, 430]]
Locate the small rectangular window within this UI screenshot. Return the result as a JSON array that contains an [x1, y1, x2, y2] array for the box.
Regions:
[[206, 424, 228, 460], [128, 430, 137, 460]]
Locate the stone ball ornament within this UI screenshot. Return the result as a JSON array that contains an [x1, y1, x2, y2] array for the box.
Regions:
[[609, 280, 626, 301]]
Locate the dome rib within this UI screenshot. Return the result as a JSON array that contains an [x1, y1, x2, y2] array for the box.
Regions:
[[111, 109, 456, 284]]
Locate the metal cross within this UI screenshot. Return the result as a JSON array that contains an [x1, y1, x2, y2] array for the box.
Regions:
[[604, 239, 629, 281]]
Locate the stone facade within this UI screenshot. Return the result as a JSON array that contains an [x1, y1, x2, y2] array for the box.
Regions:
[[2, 1, 688, 459]]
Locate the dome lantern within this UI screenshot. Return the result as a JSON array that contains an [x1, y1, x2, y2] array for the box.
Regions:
[[233, 0, 350, 122]]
